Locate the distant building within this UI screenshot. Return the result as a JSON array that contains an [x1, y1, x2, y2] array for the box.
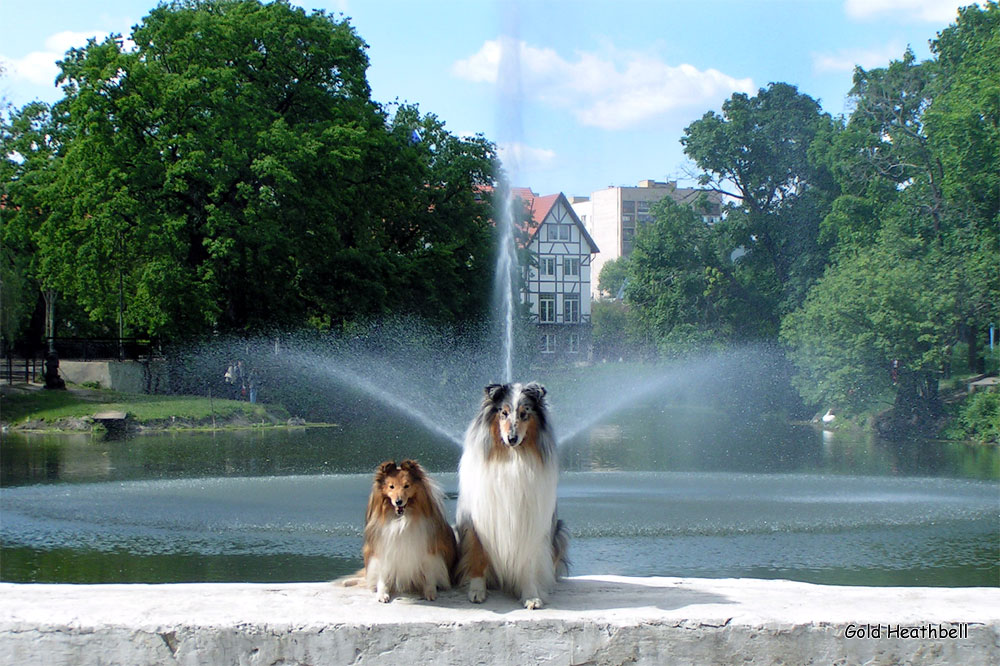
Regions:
[[571, 180, 723, 298], [513, 188, 600, 360]]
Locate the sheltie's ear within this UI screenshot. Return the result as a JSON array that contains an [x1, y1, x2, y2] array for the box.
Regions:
[[376, 460, 397, 480], [399, 459, 424, 481], [522, 382, 547, 403], [484, 383, 505, 401]]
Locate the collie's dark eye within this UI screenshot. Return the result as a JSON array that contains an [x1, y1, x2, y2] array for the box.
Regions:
[[501, 409, 509, 417], [520, 411, 528, 420], [388, 484, 395, 489], [404, 484, 410, 489]]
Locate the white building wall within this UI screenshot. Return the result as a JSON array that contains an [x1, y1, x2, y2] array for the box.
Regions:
[[585, 188, 622, 299]]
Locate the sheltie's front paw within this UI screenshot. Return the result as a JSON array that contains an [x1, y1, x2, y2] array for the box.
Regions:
[[422, 585, 437, 601], [468, 577, 487, 603], [377, 591, 391, 603], [523, 597, 543, 610]]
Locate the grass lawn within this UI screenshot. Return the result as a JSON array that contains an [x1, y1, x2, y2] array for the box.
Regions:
[[0, 385, 291, 429]]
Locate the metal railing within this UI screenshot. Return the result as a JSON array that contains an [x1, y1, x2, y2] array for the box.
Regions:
[[51, 338, 156, 362], [1, 338, 157, 384], [1, 355, 41, 384]]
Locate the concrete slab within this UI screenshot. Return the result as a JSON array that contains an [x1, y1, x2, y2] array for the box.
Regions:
[[1, 576, 997, 665], [92, 411, 128, 420]]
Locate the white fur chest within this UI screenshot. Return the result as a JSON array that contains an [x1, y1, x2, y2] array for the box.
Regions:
[[368, 515, 436, 589], [457, 447, 558, 587]]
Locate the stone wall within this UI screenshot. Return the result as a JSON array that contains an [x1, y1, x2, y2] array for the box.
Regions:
[[1, 576, 997, 665], [58, 360, 165, 393]]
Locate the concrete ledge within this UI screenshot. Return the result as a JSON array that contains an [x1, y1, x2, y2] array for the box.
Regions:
[[1, 576, 997, 665]]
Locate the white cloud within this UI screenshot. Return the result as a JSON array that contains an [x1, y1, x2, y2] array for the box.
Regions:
[[2, 29, 131, 87], [498, 141, 557, 174], [452, 39, 754, 131], [812, 41, 909, 73], [844, 0, 972, 23]]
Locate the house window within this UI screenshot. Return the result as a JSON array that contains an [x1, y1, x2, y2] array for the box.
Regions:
[[564, 257, 580, 277], [564, 295, 580, 323], [568, 333, 580, 353], [540, 256, 555, 277], [547, 224, 570, 241], [539, 295, 556, 323], [541, 333, 555, 354]]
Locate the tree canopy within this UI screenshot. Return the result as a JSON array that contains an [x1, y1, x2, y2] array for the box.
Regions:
[[780, 2, 999, 432], [607, 3, 998, 434], [2, 0, 499, 340]]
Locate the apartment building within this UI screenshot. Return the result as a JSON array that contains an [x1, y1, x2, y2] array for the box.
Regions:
[[571, 180, 723, 298]]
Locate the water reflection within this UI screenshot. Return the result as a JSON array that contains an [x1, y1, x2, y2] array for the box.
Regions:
[[4, 405, 997, 487]]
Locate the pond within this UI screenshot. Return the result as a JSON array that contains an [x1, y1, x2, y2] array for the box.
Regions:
[[2, 405, 997, 587]]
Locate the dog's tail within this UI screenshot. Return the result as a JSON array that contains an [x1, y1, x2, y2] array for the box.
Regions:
[[552, 518, 570, 579], [335, 568, 366, 587]]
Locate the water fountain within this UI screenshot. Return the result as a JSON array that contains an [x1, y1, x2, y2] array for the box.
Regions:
[[1, 18, 997, 594]]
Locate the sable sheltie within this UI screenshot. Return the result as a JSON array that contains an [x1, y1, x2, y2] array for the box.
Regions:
[[455, 382, 569, 609], [360, 459, 457, 603]]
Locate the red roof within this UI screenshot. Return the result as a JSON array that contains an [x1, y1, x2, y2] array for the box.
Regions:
[[511, 187, 598, 253]]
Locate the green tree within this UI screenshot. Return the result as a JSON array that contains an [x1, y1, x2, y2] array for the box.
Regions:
[[590, 299, 628, 361], [25, 0, 499, 338], [1, 102, 62, 346], [925, 1, 1000, 369], [681, 83, 839, 332], [623, 198, 734, 354], [39, 0, 385, 337], [781, 219, 958, 431], [597, 257, 628, 299], [373, 105, 498, 324], [783, 3, 1000, 433]]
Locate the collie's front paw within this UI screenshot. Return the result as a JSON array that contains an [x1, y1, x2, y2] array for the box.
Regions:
[[377, 591, 391, 603], [523, 597, 543, 610], [468, 577, 487, 603], [422, 585, 437, 601]]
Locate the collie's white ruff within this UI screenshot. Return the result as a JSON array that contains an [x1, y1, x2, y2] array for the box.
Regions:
[[456, 383, 561, 608]]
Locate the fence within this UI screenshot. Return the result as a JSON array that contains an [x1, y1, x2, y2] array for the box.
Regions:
[[1, 338, 157, 384], [51, 338, 156, 362], [1, 355, 42, 384]]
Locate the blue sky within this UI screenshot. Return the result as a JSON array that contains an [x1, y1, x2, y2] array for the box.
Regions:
[[0, 0, 978, 197]]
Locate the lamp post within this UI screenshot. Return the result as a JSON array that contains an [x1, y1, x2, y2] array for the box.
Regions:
[[42, 288, 65, 389]]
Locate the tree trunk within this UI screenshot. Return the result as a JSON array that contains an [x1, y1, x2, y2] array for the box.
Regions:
[[967, 323, 979, 374], [886, 369, 941, 439]]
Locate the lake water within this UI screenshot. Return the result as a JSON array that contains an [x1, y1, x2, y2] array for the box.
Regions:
[[2, 405, 997, 587]]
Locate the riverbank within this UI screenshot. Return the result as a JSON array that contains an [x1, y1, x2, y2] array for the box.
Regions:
[[0, 384, 312, 433], [1, 576, 997, 665]]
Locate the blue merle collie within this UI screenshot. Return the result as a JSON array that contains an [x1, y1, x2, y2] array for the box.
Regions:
[[455, 382, 569, 609]]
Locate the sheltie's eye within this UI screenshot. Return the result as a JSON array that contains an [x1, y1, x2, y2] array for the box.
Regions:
[[519, 410, 528, 421], [501, 409, 509, 417], [388, 484, 395, 490], [403, 483, 410, 489]]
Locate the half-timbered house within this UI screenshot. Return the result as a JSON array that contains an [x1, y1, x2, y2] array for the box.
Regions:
[[513, 188, 600, 360]]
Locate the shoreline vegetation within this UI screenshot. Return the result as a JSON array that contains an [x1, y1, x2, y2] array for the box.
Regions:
[[0, 384, 326, 434], [1, 374, 995, 446]]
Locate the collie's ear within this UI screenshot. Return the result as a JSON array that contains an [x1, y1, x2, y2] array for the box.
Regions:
[[399, 459, 424, 480], [376, 460, 397, 478], [484, 383, 506, 402], [523, 382, 547, 402]]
